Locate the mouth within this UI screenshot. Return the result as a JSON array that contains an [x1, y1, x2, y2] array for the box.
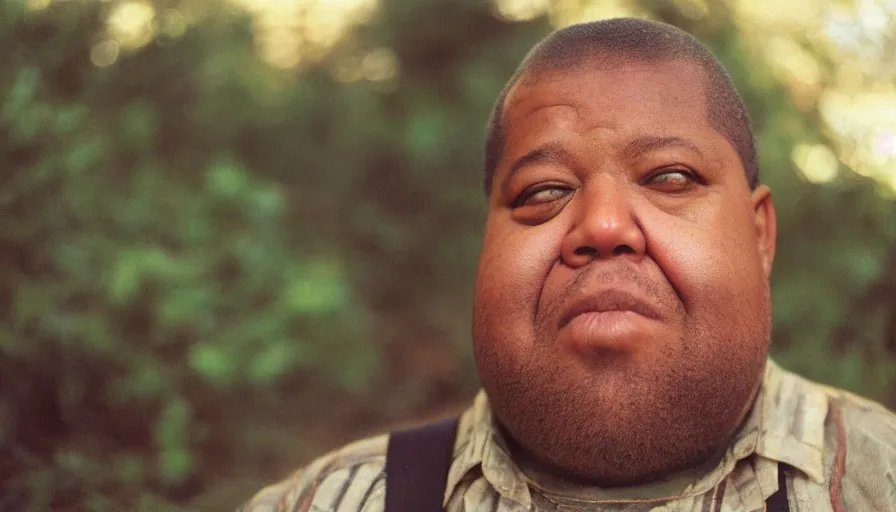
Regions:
[[559, 289, 662, 329]]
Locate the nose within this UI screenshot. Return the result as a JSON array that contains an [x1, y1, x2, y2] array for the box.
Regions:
[[560, 176, 646, 267]]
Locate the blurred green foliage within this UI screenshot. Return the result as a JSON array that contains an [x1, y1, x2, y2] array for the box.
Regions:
[[0, 0, 894, 510]]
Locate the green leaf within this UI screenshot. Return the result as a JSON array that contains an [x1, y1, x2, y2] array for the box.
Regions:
[[247, 342, 294, 384], [205, 159, 250, 198], [65, 141, 102, 175], [282, 259, 349, 315], [157, 448, 193, 486], [154, 397, 191, 449], [188, 344, 237, 385], [109, 253, 142, 305], [246, 185, 284, 220], [2, 67, 39, 120], [159, 288, 212, 328], [53, 105, 88, 135], [153, 397, 193, 485]]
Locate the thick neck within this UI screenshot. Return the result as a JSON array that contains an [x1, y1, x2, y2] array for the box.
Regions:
[[500, 378, 764, 501]]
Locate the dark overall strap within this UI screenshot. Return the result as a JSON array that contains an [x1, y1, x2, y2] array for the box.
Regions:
[[385, 417, 459, 512], [765, 464, 791, 512], [386, 417, 789, 512]]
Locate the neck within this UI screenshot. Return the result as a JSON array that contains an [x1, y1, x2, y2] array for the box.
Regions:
[[501, 379, 765, 498], [510, 435, 728, 501]]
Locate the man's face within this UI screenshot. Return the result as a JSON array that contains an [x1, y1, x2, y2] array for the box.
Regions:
[[471, 58, 777, 485]]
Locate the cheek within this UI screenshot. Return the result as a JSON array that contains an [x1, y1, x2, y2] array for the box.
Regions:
[[645, 201, 765, 315], [474, 216, 566, 329]]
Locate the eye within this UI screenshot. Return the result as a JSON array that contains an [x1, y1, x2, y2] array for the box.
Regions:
[[513, 185, 573, 208], [643, 168, 703, 191]]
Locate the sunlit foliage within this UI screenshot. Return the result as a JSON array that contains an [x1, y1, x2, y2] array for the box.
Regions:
[[1, 0, 894, 509]]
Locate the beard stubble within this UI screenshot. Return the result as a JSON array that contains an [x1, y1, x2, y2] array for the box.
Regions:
[[472, 266, 770, 486]]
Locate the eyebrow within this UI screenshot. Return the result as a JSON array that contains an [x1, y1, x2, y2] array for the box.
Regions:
[[501, 135, 707, 189], [621, 135, 705, 160], [503, 142, 572, 184]]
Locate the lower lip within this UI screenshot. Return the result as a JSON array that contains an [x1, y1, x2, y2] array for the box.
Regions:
[[561, 310, 658, 352]]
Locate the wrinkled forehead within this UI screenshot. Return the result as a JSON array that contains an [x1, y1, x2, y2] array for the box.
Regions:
[[505, 57, 711, 126], [493, 58, 741, 179]]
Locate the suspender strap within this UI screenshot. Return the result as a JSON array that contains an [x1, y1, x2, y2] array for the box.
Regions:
[[385, 417, 459, 512], [765, 464, 791, 512]]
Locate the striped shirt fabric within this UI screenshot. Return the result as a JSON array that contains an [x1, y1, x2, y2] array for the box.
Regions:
[[240, 359, 896, 511]]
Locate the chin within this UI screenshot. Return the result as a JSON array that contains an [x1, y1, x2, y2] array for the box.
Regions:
[[477, 322, 769, 487]]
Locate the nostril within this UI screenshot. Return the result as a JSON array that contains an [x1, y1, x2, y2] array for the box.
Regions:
[[612, 245, 634, 256], [574, 246, 598, 257]]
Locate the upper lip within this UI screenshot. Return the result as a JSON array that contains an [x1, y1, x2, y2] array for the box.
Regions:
[[559, 289, 662, 328]]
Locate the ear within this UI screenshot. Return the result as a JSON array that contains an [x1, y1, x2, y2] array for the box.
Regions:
[[750, 185, 777, 278]]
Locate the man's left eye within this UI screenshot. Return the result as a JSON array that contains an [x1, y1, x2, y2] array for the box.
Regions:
[[644, 169, 701, 188], [526, 187, 570, 204]]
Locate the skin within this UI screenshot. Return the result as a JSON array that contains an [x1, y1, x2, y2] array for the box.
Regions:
[[471, 58, 778, 487]]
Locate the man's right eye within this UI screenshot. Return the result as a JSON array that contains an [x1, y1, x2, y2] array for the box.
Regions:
[[513, 186, 572, 208]]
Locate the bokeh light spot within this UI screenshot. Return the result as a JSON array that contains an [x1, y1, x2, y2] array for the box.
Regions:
[[494, 0, 551, 22], [107, 1, 157, 50], [793, 144, 839, 183], [90, 40, 121, 68]]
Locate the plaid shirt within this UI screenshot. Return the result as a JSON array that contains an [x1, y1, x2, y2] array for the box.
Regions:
[[240, 359, 896, 511]]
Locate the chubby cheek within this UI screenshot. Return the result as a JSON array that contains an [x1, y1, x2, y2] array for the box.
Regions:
[[474, 214, 566, 344], [646, 200, 767, 320]]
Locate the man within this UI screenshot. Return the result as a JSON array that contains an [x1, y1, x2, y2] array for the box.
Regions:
[[241, 18, 896, 511]]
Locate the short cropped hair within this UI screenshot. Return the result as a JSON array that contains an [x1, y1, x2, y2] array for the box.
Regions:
[[483, 18, 758, 194]]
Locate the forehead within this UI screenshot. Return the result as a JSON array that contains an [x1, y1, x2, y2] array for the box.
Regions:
[[500, 59, 730, 164]]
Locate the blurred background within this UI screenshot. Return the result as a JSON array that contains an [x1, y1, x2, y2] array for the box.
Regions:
[[1, 0, 895, 509]]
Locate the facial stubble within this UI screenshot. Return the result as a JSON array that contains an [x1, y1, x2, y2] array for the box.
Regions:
[[472, 277, 770, 487]]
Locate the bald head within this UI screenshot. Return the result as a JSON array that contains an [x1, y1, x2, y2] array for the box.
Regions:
[[484, 18, 758, 194]]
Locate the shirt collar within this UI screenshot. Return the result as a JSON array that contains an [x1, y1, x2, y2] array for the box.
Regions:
[[443, 358, 828, 506], [753, 358, 828, 484], [444, 391, 534, 508]]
